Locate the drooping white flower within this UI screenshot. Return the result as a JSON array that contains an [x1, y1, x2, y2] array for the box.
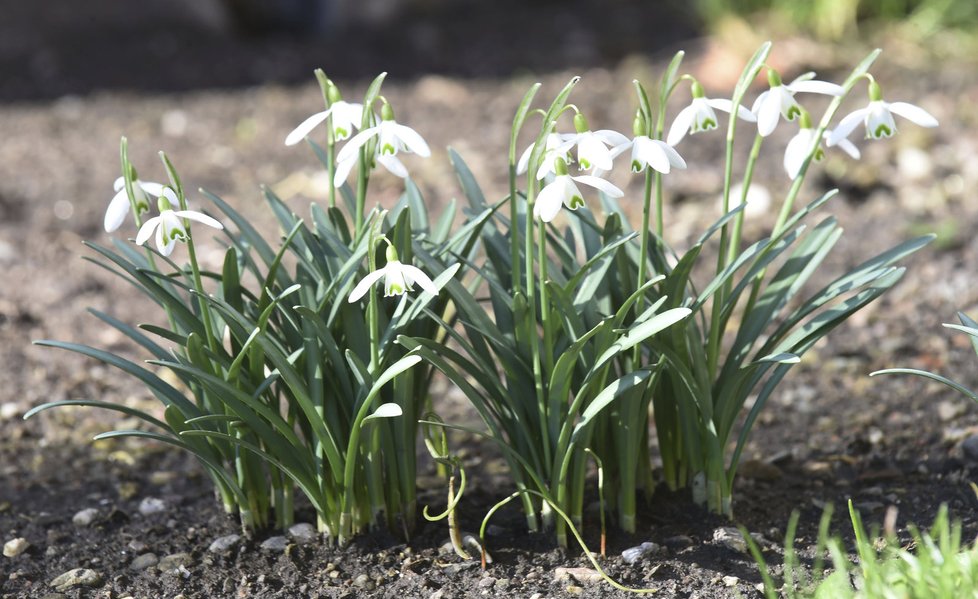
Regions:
[[827, 80, 938, 145], [348, 244, 440, 302], [135, 188, 223, 256], [516, 132, 575, 179], [285, 101, 364, 145], [783, 113, 860, 179], [105, 176, 164, 233], [611, 116, 687, 174], [751, 70, 844, 137], [667, 80, 756, 146], [534, 159, 624, 223], [332, 144, 408, 187], [336, 101, 430, 164], [559, 113, 630, 173]]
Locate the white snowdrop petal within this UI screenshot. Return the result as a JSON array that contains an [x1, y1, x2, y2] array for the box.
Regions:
[[113, 176, 126, 192], [788, 80, 844, 96], [161, 187, 180, 205], [828, 108, 869, 146], [516, 143, 534, 175], [658, 140, 687, 169], [333, 155, 357, 187], [535, 178, 567, 222], [572, 175, 624, 198], [135, 217, 160, 246], [835, 137, 860, 159], [634, 137, 670, 174], [348, 268, 387, 302], [666, 105, 696, 146], [400, 264, 438, 295], [104, 189, 131, 233], [173, 210, 224, 230], [139, 181, 164, 197], [783, 131, 810, 179], [392, 123, 431, 157], [757, 93, 782, 137], [377, 154, 409, 178], [887, 102, 938, 128], [595, 129, 630, 147], [577, 134, 613, 171], [336, 126, 380, 163], [285, 110, 332, 146]]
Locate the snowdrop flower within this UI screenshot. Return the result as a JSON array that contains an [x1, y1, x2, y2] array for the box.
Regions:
[[667, 80, 756, 146], [751, 70, 844, 137], [534, 158, 623, 223], [783, 112, 860, 179], [827, 80, 938, 145], [337, 101, 429, 162], [105, 176, 164, 233], [285, 82, 364, 145], [516, 132, 575, 180], [332, 143, 409, 187], [560, 113, 630, 173], [348, 244, 439, 302], [135, 188, 223, 256], [610, 113, 687, 174]]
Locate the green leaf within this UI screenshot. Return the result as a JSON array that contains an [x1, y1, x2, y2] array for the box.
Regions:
[[871, 368, 978, 403], [509, 82, 542, 165], [572, 370, 652, 442]]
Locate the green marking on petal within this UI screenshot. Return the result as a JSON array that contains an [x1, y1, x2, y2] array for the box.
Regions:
[[631, 160, 643, 173], [787, 105, 801, 120], [814, 147, 825, 162], [872, 124, 892, 138], [386, 283, 404, 296], [568, 195, 585, 210], [579, 158, 591, 170], [382, 143, 396, 155], [335, 127, 349, 139], [695, 118, 716, 133], [136, 201, 149, 214]]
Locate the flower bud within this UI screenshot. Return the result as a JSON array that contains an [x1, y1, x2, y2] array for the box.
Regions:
[[767, 68, 783, 88], [691, 80, 706, 99], [381, 101, 395, 122], [868, 80, 883, 102], [573, 112, 589, 134], [385, 243, 399, 263], [632, 111, 646, 137], [554, 157, 569, 176]]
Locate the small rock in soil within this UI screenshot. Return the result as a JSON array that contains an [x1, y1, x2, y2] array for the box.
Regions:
[[260, 536, 289, 552], [353, 573, 375, 591], [288, 522, 317, 545], [622, 541, 661, 564], [723, 575, 740, 587], [72, 508, 99, 527], [208, 534, 241, 553], [3, 537, 29, 557], [554, 566, 603, 584], [127, 539, 148, 553], [665, 534, 694, 549], [713, 527, 748, 554], [962, 435, 978, 461], [138, 497, 167, 516], [478, 576, 496, 588], [566, 585, 584, 595], [129, 553, 158, 571], [50, 568, 103, 591], [158, 552, 192, 571]]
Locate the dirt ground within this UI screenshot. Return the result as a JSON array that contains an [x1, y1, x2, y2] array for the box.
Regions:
[[3, 1, 978, 597]]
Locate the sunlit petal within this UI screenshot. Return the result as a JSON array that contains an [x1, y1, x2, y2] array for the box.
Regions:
[[348, 268, 387, 302], [666, 105, 696, 146], [135, 216, 161, 246], [104, 189, 131, 232], [285, 109, 332, 146], [399, 264, 438, 295], [571, 175, 624, 198], [887, 102, 938, 128]]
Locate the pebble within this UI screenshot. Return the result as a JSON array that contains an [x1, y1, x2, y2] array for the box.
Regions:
[[621, 541, 661, 564], [4, 537, 29, 557], [127, 540, 148, 553], [72, 508, 99, 527], [723, 575, 740, 587], [962, 435, 978, 461], [478, 576, 496, 589], [208, 534, 241, 553], [566, 584, 584, 595], [260, 536, 289, 552], [665, 534, 694, 549], [554, 566, 603, 584], [49, 568, 102, 591], [158, 552, 192, 571], [353, 573, 375, 591], [138, 497, 167, 516], [287, 523, 317, 545], [130, 553, 158, 571], [713, 527, 748, 554]]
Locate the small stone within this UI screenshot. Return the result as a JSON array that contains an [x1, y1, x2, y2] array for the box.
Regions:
[[127, 540, 148, 553], [723, 575, 739, 587], [287, 523, 317, 545], [665, 535, 694, 549], [738, 459, 784, 481], [353, 573, 375, 591], [529, 594, 542, 599], [72, 508, 99, 527], [478, 576, 496, 589], [554, 566, 603, 584], [260, 536, 289, 552], [566, 585, 584, 595], [4, 537, 29, 557], [208, 534, 241, 553], [138, 497, 167, 516], [50, 568, 102, 591], [713, 527, 748, 554], [130, 553, 158, 571], [158, 553, 192, 572], [962, 435, 978, 461], [621, 541, 661, 564]]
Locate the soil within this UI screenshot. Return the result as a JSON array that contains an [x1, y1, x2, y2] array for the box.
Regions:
[[3, 1, 978, 598]]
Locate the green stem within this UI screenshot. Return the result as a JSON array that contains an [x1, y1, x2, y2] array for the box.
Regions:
[[726, 134, 764, 267]]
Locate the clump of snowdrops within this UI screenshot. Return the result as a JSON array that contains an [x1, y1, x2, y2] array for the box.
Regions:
[[28, 43, 937, 567]]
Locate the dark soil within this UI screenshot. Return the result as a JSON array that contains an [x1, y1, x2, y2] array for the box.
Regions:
[[3, 1, 978, 598]]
